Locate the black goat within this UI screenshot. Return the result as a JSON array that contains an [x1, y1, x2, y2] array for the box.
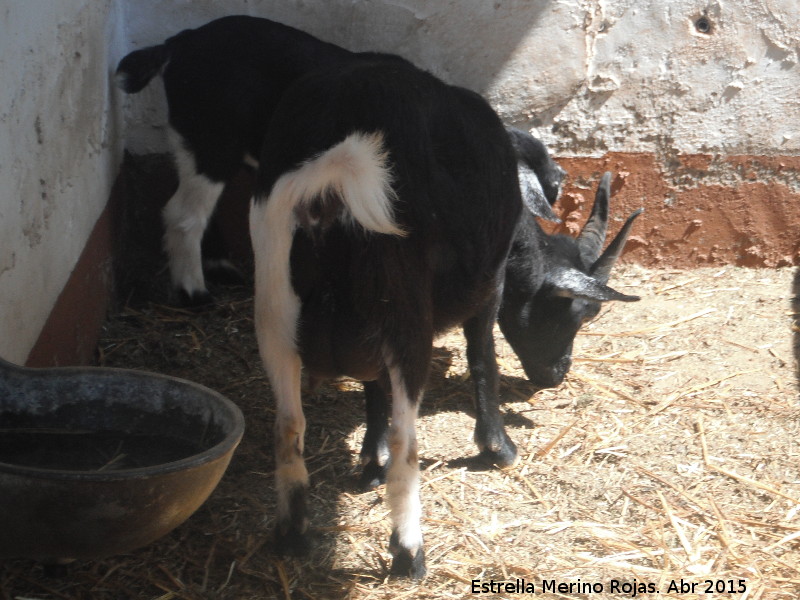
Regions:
[[501, 173, 643, 387], [251, 55, 528, 579]]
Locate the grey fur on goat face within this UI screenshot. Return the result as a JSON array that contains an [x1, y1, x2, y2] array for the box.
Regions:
[[499, 172, 642, 388]]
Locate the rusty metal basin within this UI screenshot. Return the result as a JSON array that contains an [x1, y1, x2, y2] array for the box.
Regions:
[[0, 357, 244, 562]]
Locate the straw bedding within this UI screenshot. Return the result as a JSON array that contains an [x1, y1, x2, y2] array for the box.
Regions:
[[1, 264, 798, 600]]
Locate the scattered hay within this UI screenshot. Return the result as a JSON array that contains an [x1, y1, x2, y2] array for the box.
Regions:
[[1, 265, 798, 599]]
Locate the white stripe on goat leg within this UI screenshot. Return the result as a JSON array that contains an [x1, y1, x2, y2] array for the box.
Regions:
[[162, 129, 224, 305], [386, 365, 426, 579], [250, 189, 310, 555]]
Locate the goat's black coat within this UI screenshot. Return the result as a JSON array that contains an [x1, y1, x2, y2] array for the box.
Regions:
[[256, 58, 521, 385], [118, 16, 355, 182], [253, 56, 524, 578]]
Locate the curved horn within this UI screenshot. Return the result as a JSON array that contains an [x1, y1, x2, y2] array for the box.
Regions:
[[577, 172, 612, 265], [590, 208, 644, 284]]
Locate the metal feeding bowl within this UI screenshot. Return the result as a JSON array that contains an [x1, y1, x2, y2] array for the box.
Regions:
[[0, 357, 244, 563]]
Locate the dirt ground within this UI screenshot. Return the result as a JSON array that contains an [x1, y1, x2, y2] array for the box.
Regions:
[[551, 156, 800, 270], [1, 263, 798, 599]]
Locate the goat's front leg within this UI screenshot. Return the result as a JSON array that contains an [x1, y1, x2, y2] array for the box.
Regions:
[[385, 364, 426, 579], [162, 131, 225, 305], [359, 379, 390, 490], [463, 305, 518, 468]]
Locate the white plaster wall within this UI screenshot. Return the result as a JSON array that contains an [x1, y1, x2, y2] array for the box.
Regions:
[[120, 0, 800, 158], [528, 0, 800, 157], [0, 0, 126, 364], [119, 0, 565, 153], [1, 0, 798, 364]]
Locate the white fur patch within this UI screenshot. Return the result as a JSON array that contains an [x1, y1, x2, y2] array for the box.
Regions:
[[386, 365, 423, 552], [251, 194, 306, 524], [287, 131, 404, 236], [162, 129, 224, 296]]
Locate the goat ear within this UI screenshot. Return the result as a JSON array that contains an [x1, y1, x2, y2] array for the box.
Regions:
[[518, 164, 561, 223], [548, 267, 640, 302], [577, 172, 611, 264]]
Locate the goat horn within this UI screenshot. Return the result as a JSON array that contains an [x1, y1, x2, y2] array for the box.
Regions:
[[577, 172, 612, 265], [549, 267, 640, 302], [590, 207, 644, 284]]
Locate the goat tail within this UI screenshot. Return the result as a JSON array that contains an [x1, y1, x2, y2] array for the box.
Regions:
[[115, 44, 169, 93], [269, 131, 406, 238], [250, 131, 402, 361]]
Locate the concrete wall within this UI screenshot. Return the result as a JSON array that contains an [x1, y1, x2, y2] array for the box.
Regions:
[[120, 0, 554, 153], [121, 0, 800, 156], [121, 0, 800, 268], [1, 0, 798, 364], [534, 0, 800, 268], [0, 0, 126, 364]]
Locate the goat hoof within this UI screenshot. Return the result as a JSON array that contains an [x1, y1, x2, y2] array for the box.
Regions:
[[42, 561, 72, 578], [358, 461, 387, 491], [389, 532, 426, 580], [273, 525, 312, 557], [176, 288, 214, 308], [478, 437, 518, 469], [204, 259, 245, 285]]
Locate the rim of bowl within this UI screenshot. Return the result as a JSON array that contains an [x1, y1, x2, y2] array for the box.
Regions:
[[0, 366, 245, 481]]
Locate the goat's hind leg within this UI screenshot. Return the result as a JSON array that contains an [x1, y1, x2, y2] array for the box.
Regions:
[[251, 193, 311, 555], [258, 321, 310, 555], [385, 361, 427, 579], [272, 371, 311, 555], [359, 379, 390, 490]]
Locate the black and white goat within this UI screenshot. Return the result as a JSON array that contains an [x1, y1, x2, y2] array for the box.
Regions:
[[116, 15, 356, 304], [250, 55, 537, 578]]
